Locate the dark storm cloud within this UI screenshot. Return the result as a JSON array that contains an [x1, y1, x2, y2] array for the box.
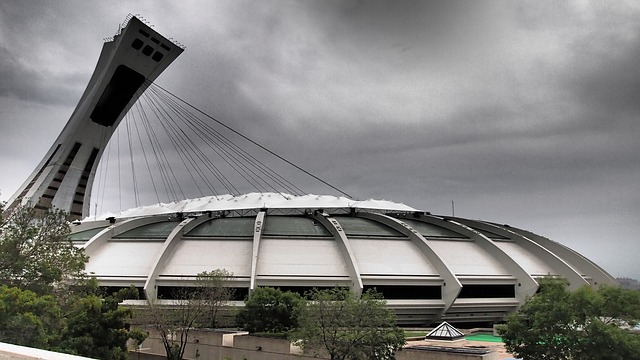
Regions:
[[570, 37, 640, 126], [0, 1, 107, 105], [0, 45, 87, 105]]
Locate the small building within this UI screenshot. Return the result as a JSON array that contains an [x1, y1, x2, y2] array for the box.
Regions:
[[425, 322, 465, 341]]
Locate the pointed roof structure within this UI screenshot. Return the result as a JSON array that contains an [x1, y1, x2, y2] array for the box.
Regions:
[[425, 321, 465, 341]]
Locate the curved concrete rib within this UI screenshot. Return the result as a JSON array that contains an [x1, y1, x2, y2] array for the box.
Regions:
[[418, 215, 539, 307], [143, 215, 211, 300], [248, 211, 266, 296], [456, 219, 590, 290], [83, 216, 169, 258], [357, 212, 462, 318], [503, 224, 617, 287], [312, 214, 364, 296]]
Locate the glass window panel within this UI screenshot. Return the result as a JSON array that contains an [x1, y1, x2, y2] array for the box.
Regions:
[[186, 217, 255, 237], [69, 227, 107, 241], [263, 216, 332, 237], [401, 219, 468, 238], [334, 217, 404, 237], [113, 221, 179, 239]]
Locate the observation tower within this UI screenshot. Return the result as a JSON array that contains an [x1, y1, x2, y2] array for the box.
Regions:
[[5, 15, 183, 220]]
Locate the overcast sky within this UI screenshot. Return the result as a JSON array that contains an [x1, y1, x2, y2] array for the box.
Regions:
[[1, 1, 639, 280]]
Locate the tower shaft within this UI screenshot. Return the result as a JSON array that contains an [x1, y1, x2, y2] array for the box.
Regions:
[[5, 15, 183, 220]]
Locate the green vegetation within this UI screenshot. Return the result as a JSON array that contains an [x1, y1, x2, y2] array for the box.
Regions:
[[0, 205, 87, 295], [56, 283, 147, 359], [236, 286, 305, 334], [236, 287, 405, 359], [196, 269, 235, 328], [498, 276, 640, 360], [404, 331, 428, 338], [145, 269, 236, 360], [0, 203, 145, 359], [291, 288, 406, 360]]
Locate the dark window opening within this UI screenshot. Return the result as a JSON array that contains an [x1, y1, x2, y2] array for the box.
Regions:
[[161, 44, 171, 51], [157, 286, 248, 301], [152, 51, 164, 62], [142, 45, 154, 56], [42, 194, 54, 199], [84, 148, 99, 171], [90, 65, 145, 127], [131, 38, 144, 50], [269, 286, 336, 299], [63, 142, 82, 166], [138, 29, 150, 38], [98, 286, 146, 300], [363, 285, 442, 300], [150, 36, 160, 44], [70, 211, 83, 216], [458, 284, 515, 298]]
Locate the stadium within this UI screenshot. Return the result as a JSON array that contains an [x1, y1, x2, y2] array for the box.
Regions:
[[69, 192, 616, 325], [6, 15, 617, 326]]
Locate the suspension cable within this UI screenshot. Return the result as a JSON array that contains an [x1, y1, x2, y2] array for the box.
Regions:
[[148, 82, 355, 199]]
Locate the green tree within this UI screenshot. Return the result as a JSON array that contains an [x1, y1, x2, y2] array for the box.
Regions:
[[0, 285, 62, 348], [236, 287, 305, 334], [147, 285, 214, 360], [57, 284, 147, 360], [292, 288, 405, 360], [0, 203, 146, 359], [195, 269, 235, 328], [0, 204, 87, 295], [497, 277, 640, 360], [144, 270, 235, 359]]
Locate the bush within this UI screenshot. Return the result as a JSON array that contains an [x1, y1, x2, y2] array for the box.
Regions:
[[236, 287, 304, 333]]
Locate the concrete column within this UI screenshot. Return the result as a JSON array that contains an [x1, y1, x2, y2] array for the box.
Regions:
[[312, 213, 364, 296]]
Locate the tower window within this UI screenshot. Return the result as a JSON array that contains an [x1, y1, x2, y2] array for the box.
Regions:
[[142, 45, 154, 56], [152, 51, 164, 62], [131, 38, 144, 50]]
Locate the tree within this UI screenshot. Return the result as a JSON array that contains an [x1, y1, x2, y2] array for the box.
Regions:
[[0, 203, 146, 359], [57, 284, 147, 360], [196, 269, 235, 328], [291, 288, 405, 360], [147, 270, 235, 360], [0, 285, 62, 348], [497, 277, 640, 360], [236, 286, 305, 334], [147, 289, 207, 360], [0, 204, 87, 295]]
